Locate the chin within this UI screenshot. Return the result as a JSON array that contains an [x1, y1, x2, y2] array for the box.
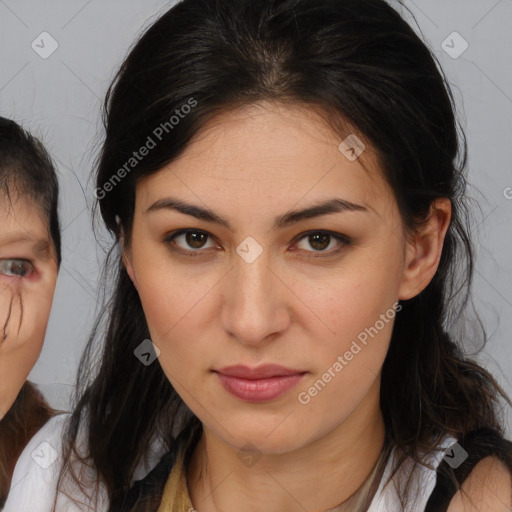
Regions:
[[212, 418, 312, 455]]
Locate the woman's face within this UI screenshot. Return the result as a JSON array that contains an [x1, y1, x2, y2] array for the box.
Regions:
[[124, 102, 447, 454], [0, 193, 58, 420]]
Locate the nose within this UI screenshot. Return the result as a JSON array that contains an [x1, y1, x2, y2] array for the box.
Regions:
[[221, 245, 291, 347]]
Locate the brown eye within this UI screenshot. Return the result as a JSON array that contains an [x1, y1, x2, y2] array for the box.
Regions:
[[308, 232, 331, 251], [0, 259, 35, 278], [164, 229, 217, 254], [184, 231, 209, 249], [295, 231, 349, 255]]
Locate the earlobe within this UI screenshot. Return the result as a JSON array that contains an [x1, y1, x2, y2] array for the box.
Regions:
[[398, 198, 451, 300]]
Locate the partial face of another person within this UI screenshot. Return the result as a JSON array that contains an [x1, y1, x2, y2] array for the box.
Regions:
[[0, 193, 58, 420], [123, 102, 449, 454]]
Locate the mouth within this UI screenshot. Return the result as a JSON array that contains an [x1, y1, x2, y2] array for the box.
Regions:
[[213, 364, 307, 402]]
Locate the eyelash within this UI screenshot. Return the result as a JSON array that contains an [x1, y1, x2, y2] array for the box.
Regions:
[[0, 258, 35, 278], [163, 229, 351, 258]]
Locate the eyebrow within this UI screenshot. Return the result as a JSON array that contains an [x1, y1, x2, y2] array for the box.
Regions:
[[144, 196, 369, 231]]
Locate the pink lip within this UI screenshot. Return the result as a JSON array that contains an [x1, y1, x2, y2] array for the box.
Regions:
[[214, 365, 306, 402]]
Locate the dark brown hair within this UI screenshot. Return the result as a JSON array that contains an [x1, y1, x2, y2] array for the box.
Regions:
[[53, 0, 512, 509], [0, 116, 61, 265]]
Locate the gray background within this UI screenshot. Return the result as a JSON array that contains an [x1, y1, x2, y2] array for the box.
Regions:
[[1, 1, 511, 436]]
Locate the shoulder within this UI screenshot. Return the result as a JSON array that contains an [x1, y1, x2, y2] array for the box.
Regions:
[[426, 428, 512, 512], [2, 413, 110, 512], [3, 411, 169, 512], [2, 413, 68, 511], [367, 433, 459, 511], [0, 383, 54, 505], [446, 455, 512, 511]]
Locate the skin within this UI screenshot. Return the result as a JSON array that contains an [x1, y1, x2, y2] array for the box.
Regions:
[[123, 100, 452, 511], [448, 455, 512, 511], [0, 193, 58, 421]]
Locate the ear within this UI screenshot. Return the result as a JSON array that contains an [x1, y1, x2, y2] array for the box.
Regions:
[[120, 229, 138, 291], [398, 198, 451, 300]]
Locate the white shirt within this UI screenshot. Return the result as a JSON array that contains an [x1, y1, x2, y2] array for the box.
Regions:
[[4, 413, 457, 511]]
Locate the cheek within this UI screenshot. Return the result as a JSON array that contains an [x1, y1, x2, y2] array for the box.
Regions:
[[299, 254, 402, 342], [0, 293, 50, 379], [132, 254, 214, 347], [289, 242, 404, 389], [297, 279, 396, 380], [133, 267, 213, 392], [292, 276, 398, 427]]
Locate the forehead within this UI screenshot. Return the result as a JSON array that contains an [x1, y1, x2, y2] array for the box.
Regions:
[[0, 192, 49, 240], [137, 102, 394, 214]]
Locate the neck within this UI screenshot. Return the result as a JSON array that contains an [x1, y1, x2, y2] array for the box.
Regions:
[[187, 377, 386, 512]]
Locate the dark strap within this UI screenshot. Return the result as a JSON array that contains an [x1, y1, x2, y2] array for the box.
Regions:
[[424, 428, 512, 512], [110, 426, 194, 512], [123, 450, 176, 512]]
